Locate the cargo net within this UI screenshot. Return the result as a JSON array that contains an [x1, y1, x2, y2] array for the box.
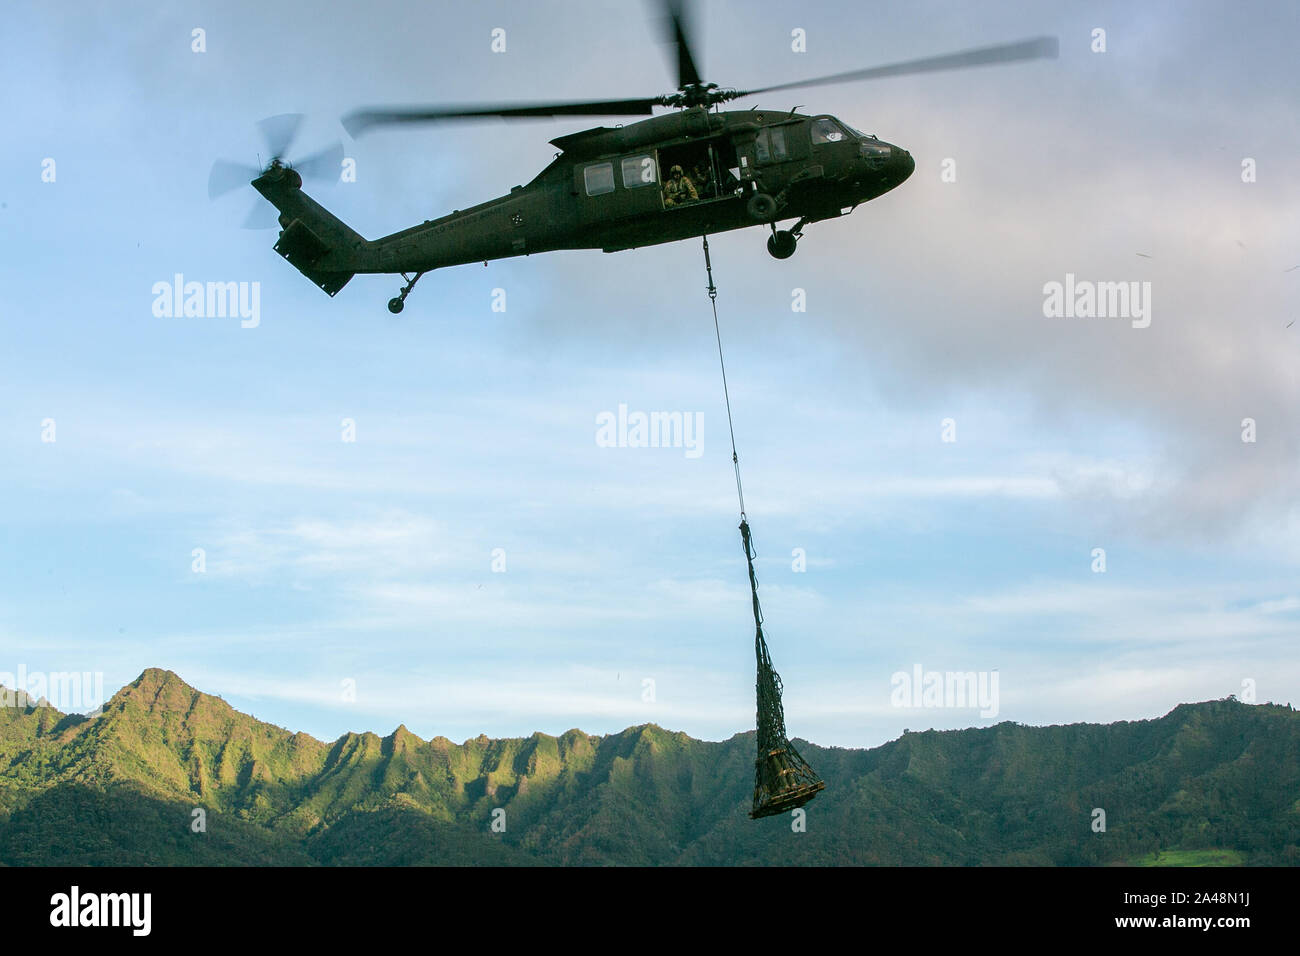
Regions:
[[740, 519, 826, 819]]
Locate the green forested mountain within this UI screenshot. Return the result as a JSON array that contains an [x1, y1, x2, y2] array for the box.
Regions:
[[0, 669, 1294, 865]]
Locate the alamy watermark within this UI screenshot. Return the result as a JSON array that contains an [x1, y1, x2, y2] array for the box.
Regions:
[[152, 274, 260, 328], [1042, 273, 1151, 328], [891, 664, 1000, 718], [0, 666, 105, 714], [49, 886, 151, 936], [596, 403, 702, 458]]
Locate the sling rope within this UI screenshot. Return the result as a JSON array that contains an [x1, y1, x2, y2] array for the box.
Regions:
[[701, 236, 826, 820], [703, 236, 745, 519]]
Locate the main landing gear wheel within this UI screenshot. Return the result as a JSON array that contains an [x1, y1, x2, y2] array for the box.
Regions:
[[747, 192, 778, 222], [387, 297, 404, 314], [767, 230, 797, 259]]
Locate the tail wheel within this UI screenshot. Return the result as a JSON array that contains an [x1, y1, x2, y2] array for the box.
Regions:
[[386, 271, 425, 313], [747, 192, 778, 222]]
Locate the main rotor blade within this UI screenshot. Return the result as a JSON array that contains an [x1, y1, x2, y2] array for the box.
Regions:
[[661, 0, 703, 88], [257, 113, 304, 160], [292, 142, 345, 183], [208, 159, 261, 200], [343, 98, 660, 137], [732, 36, 1058, 99]]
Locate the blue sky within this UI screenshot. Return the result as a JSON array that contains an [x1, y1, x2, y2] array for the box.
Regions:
[[1, 0, 1297, 747]]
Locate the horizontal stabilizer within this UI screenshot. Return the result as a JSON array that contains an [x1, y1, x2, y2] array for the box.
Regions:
[[273, 219, 354, 296]]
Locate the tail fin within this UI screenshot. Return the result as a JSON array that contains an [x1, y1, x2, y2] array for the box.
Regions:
[[252, 167, 368, 296]]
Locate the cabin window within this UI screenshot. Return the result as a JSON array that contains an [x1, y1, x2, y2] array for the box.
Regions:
[[811, 117, 848, 144], [583, 162, 615, 196], [621, 155, 658, 188], [754, 126, 789, 164]]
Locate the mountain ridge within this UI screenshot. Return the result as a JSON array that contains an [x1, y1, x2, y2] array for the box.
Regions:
[[0, 668, 1295, 866]]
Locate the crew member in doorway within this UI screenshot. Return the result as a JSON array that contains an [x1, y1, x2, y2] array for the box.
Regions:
[[663, 164, 698, 206], [692, 159, 716, 199]]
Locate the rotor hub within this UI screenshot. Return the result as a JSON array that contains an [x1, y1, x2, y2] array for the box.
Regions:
[[659, 82, 743, 110]]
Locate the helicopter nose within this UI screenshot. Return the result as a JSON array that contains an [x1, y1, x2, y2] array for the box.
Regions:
[[893, 147, 915, 182], [861, 140, 914, 187]]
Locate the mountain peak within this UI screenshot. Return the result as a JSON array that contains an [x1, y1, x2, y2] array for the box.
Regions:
[[108, 668, 228, 718], [133, 667, 192, 692], [0, 685, 56, 713], [387, 724, 423, 748]]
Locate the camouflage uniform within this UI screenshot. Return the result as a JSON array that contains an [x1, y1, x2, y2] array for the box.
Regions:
[[663, 166, 698, 206]]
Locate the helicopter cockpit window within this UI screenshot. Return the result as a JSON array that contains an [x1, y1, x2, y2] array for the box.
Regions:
[[811, 118, 848, 144], [754, 126, 788, 164], [621, 155, 658, 188], [583, 162, 615, 196]]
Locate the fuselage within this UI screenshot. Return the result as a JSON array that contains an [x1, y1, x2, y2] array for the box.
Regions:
[[252, 107, 915, 298], [360, 107, 914, 273]]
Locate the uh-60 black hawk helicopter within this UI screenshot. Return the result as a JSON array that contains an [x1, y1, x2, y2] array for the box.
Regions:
[[213, 5, 1056, 313]]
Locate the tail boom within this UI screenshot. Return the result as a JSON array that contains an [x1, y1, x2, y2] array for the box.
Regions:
[[252, 166, 370, 296]]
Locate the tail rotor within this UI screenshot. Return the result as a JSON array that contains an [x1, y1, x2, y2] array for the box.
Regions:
[[207, 114, 343, 229]]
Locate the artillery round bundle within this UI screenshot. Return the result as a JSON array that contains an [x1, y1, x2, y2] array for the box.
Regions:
[[740, 519, 826, 819]]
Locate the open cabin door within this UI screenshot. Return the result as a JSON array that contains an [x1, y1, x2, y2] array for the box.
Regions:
[[658, 136, 744, 208]]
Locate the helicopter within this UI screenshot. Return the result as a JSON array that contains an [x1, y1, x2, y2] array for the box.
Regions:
[[214, 3, 1057, 313]]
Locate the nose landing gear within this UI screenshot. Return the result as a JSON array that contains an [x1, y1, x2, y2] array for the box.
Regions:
[[387, 270, 425, 313], [766, 218, 807, 260]]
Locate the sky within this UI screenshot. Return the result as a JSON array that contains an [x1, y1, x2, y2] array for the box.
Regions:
[[1, 0, 1297, 749]]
